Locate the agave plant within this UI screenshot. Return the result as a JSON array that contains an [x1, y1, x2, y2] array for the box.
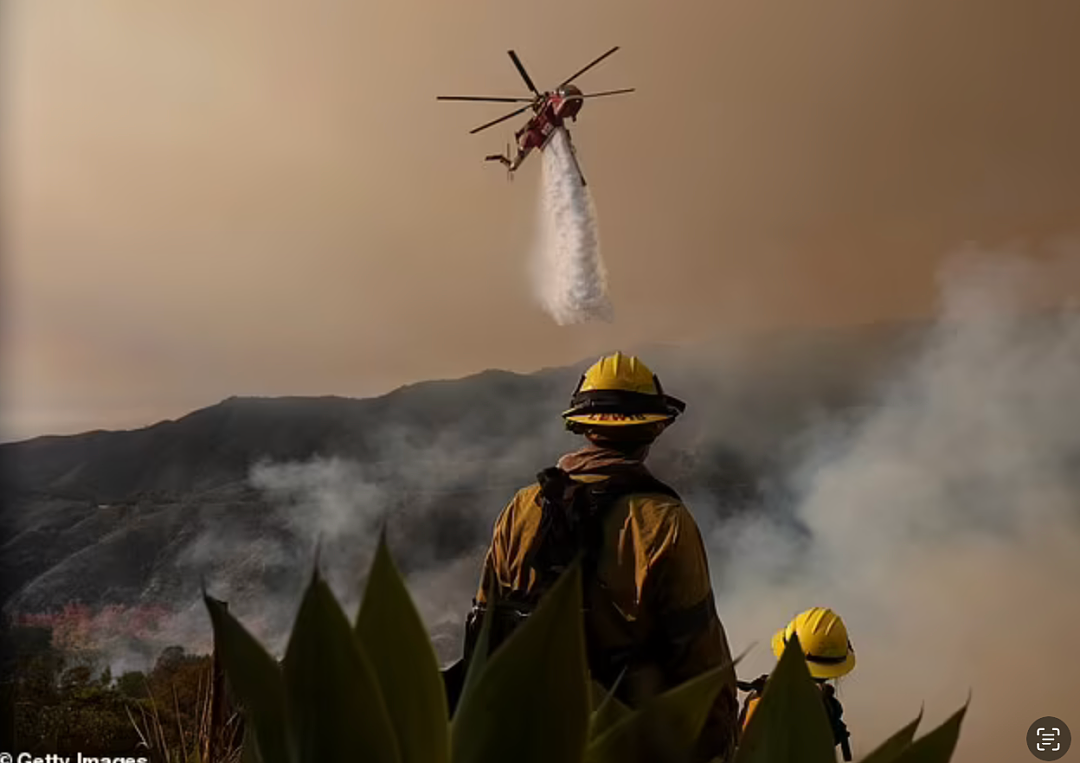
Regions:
[[204, 535, 967, 763]]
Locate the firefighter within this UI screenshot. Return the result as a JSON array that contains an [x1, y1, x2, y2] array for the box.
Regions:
[[447, 351, 740, 762], [738, 607, 856, 761]]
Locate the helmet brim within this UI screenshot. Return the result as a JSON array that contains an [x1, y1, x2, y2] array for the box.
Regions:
[[771, 629, 856, 680], [562, 412, 675, 426]]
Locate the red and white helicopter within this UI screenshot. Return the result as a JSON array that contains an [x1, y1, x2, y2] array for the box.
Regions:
[[438, 46, 634, 186]]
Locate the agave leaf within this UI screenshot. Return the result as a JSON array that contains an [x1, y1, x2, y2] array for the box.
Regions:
[[355, 533, 450, 763], [241, 736, 261, 763], [452, 561, 590, 763], [283, 567, 401, 763], [891, 699, 969, 763], [860, 707, 923, 763], [203, 593, 291, 763], [732, 633, 835, 763], [456, 578, 497, 710], [586, 657, 735, 763], [589, 673, 632, 739]]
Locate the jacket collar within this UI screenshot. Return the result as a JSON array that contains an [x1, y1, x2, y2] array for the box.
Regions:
[[556, 441, 653, 477]]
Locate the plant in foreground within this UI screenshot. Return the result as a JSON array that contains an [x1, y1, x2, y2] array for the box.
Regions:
[[204, 535, 968, 763], [126, 666, 244, 763]]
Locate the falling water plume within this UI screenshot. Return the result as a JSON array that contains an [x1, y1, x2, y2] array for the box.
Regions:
[[530, 127, 614, 325]]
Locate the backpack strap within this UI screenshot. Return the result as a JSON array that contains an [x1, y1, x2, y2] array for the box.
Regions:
[[821, 684, 853, 760], [737, 674, 769, 694], [518, 467, 588, 594], [528, 467, 690, 683], [526, 466, 682, 593], [478, 466, 687, 669]]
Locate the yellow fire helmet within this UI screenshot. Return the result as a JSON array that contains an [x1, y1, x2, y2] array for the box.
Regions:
[[771, 607, 856, 680], [561, 351, 686, 430]]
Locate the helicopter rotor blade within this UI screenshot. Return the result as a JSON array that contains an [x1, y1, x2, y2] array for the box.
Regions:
[[574, 88, 636, 99], [469, 104, 531, 134], [508, 50, 540, 96], [437, 95, 535, 103], [558, 46, 620, 89]]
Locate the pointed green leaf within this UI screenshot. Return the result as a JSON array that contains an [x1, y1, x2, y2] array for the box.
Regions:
[[586, 657, 736, 763], [283, 568, 401, 763], [457, 579, 497, 711], [203, 594, 291, 763], [732, 633, 835, 763], [860, 707, 923, 763], [241, 735, 261, 763], [891, 700, 968, 763], [589, 675, 632, 740], [590, 679, 616, 710], [452, 561, 590, 763], [355, 534, 449, 763]]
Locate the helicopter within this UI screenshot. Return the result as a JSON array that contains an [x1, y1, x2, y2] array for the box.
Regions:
[[437, 46, 634, 186]]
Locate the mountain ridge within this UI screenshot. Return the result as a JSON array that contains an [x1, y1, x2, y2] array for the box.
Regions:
[[0, 321, 924, 646]]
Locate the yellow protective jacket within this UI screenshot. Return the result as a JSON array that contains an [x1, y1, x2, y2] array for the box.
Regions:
[[739, 691, 763, 731], [472, 444, 739, 762]]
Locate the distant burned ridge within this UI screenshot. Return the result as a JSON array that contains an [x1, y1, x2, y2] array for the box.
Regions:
[[0, 320, 922, 620]]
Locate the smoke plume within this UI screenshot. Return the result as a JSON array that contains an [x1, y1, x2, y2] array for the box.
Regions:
[[19, 229, 1080, 763], [530, 128, 614, 325], [172, 423, 571, 667], [710, 248, 1080, 762]]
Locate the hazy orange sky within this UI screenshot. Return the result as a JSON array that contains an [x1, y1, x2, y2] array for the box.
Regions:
[[3, 0, 1079, 440]]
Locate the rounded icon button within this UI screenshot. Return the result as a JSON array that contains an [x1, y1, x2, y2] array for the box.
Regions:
[[1028, 716, 1071, 761]]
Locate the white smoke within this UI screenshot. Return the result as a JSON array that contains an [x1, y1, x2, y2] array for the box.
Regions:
[[711, 248, 1080, 762], [530, 127, 614, 325]]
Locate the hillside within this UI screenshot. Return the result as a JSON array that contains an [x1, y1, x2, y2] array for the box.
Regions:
[[0, 322, 919, 663]]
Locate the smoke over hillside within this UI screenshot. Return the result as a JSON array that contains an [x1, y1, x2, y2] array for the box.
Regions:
[[5, 242, 1078, 761], [137, 418, 577, 666], [530, 127, 613, 325], [711, 248, 1080, 761], [165, 245, 1080, 762]]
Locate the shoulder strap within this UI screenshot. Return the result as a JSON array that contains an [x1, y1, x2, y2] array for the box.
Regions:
[[486, 467, 685, 662], [521, 467, 589, 591], [737, 674, 770, 693], [526, 466, 683, 596]]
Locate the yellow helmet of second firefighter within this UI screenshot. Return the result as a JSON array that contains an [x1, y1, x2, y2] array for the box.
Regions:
[[561, 351, 686, 430], [770, 607, 856, 680]]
